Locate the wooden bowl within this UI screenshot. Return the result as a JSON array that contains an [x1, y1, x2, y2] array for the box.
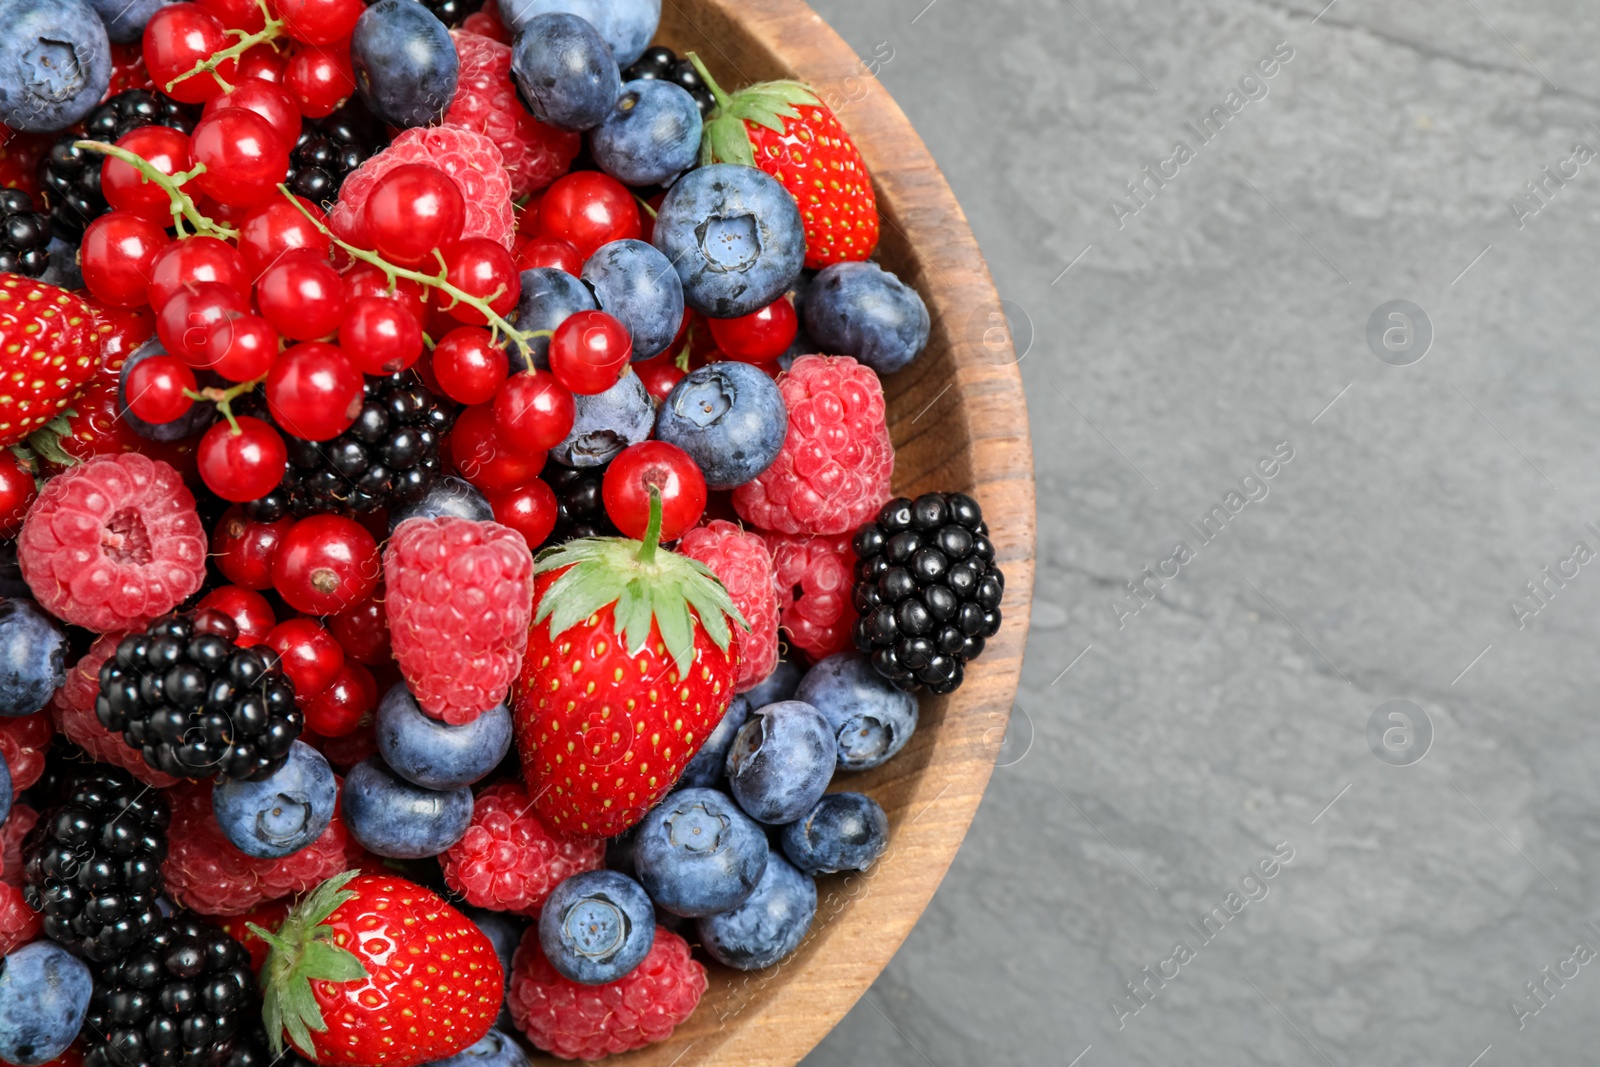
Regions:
[[544, 2, 1036, 1062]]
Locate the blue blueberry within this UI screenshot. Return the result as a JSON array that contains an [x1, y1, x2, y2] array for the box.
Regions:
[[376, 682, 512, 790], [654, 362, 787, 489], [388, 475, 493, 532], [547, 368, 653, 467], [425, 1030, 529, 1067], [779, 792, 887, 875], [0, 600, 65, 718], [696, 854, 816, 971], [351, 0, 459, 129], [89, 0, 167, 43], [0, 754, 11, 828], [500, 0, 658, 67], [795, 653, 918, 771], [725, 700, 834, 825], [743, 657, 803, 710], [510, 13, 620, 133], [538, 869, 655, 985], [340, 757, 472, 859], [653, 164, 805, 319], [677, 695, 748, 790], [211, 740, 335, 859], [462, 906, 524, 1030], [119, 340, 219, 442], [0, 0, 111, 133], [0, 941, 92, 1066], [582, 239, 683, 362], [804, 262, 930, 375], [590, 80, 701, 188], [506, 267, 595, 372], [633, 786, 767, 917]]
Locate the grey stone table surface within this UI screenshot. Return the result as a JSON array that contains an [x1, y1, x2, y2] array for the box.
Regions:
[[799, 0, 1600, 1065]]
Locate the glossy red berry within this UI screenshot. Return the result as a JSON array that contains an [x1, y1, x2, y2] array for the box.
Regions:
[[80, 212, 170, 307], [147, 236, 250, 311], [536, 171, 641, 260], [339, 296, 423, 375], [202, 79, 301, 150], [433, 238, 521, 325], [206, 312, 280, 383], [361, 163, 465, 266], [271, 513, 380, 615], [144, 3, 238, 104], [487, 479, 558, 549], [102, 126, 192, 221], [431, 327, 507, 405], [265, 617, 346, 697], [283, 42, 355, 118], [156, 281, 250, 368], [328, 590, 390, 666], [707, 297, 797, 363], [491, 371, 573, 453], [274, 0, 363, 46], [198, 0, 267, 32], [213, 505, 294, 589], [451, 401, 542, 491], [265, 341, 363, 441], [195, 585, 277, 646], [0, 451, 36, 535], [343, 263, 427, 324], [514, 235, 582, 276], [632, 351, 686, 403], [198, 415, 288, 501], [302, 661, 376, 737], [255, 249, 345, 340], [124, 353, 196, 424], [603, 440, 707, 541], [238, 195, 331, 281], [547, 310, 631, 395], [235, 41, 286, 82], [190, 108, 291, 206]]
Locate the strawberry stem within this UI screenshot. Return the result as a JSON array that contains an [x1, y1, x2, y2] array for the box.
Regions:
[[684, 52, 733, 112], [165, 0, 284, 94], [73, 141, 237, 240], [636, 485, 663, 565]]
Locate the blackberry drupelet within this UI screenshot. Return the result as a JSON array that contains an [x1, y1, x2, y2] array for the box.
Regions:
[[243, 374, 453, 521], [83, 913, 256, 1067], [851, 492, 1003, 694], [621, 46, 716, 118], [39, 89, 193, 240], [21, 768, 169, 963], [96, 608, 303, 782], [0, 189, 53, 277], [541, 463, 619, 545], [285, 107, 380, 209], [413, 0, 484, 27]]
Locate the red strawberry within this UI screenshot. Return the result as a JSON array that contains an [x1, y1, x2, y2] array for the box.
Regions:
[[0, 276, 108, 447], [514, 492, 746, 837], [692, 55, 879, 269], [255, 871, 503, 1067]]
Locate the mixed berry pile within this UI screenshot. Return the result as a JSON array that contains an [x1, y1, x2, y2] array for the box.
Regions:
[[0, 0, 1006, 1062]]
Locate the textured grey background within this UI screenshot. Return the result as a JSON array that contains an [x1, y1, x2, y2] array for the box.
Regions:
[[798, 1, 1600, 1065]]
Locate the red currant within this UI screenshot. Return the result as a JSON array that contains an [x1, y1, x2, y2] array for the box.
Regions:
[[302, 661, 376, 737], [213, 505, 294, 589], [202, 79, 301, 150], [450, 401, 542, 491], [632, 351, 685, 403], [536, 171, 640, 260], [707, 296, 797, 363], [343, 263, 427, 324], [147, 236, 250, 311], [265, 341, 363, 441], [514, 235, 582, 276], [433, 238, 520, 325], [272, 513, 380, 615], [431, 327, 507, 405], [256, 249, 345, 340], [487, 479, 558, 549], [198, 415, 288, 501], [361, 164, 464, 266], [80, 212, 170, 307], [339, 295, 423, 375], [198, 0, 265, 30], [235, 42, 286, 82], [143, 4, 238, 104], [0, 451, 36, 535], [547, 309, 631, 395], [283, 42, 355, 118], [238, 195, 330, 281], [265, 617, 346, 697], [602, 440, 707, 541], [156, 281, 250, 368], [492, 371, 573, 452], [206, 312, 280, 382], [195, 585, 277, 645], [274, 0, 363, 45], [190, 108, 291, 206], [125, 353, 196, 424], [328, 590, 390, 665], [102, 126, 192, 221]]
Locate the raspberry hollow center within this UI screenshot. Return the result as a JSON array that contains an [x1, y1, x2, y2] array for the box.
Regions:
[[102, 508, 152, 565]]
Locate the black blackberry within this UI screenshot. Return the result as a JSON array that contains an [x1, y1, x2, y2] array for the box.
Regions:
[[285, 106, 380, 210], [243, 374, 454, 522], [850, 492, 1003, 694], [541, 463, 619, 545], [0, 189, 53, 277], [621, 46, 716, 119], [21, 768, 169, 963], [39, 90, 193, 241], [83, 913, 255, 1067], [96, 608, 302, 783], [414, 0, 483, 27]]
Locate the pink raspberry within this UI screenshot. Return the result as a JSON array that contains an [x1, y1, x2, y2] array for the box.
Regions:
[[440, 781, 605, 915], [0, 881, 39, 956], [385, 517, 534, 724], [17, 454, 206, 632], [161, 782, 355, 916], [330, 126, 517, 252], [0, 712, 50, 798], [767, 531, 858, 660], [48, 633, 180, 788], [509, 924, 706, 1060], [459, 0, 509, 43], [733, 355, 893, 536], [446, 31, 579, 198], [678, 520, 780, 692], [1, 803, 37, 885]]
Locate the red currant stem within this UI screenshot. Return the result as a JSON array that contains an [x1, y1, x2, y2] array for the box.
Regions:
[[277, 186, 551, 362], [183, 375, 264, 435], [633, 194, 657, 220], [635, 485, 663, 565], [684, 53, 733, 112], [165, 0, 284, 93], [73, 141, 238, 241]]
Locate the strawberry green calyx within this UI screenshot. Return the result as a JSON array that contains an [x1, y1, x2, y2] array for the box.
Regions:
[[534, 487, 749, 677], [250, 870, 370, 1059], [686, 52, 820, 169]]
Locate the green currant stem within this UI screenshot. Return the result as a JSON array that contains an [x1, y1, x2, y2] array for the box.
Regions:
[[684, 52, 734, 113], [633, 194, 658, 219], [636, 486, 664, 565], [184, 376, 264, 435], [278, 187, 550, 363], [165, 0, 285, 94], [73, 141, 237, 241]]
